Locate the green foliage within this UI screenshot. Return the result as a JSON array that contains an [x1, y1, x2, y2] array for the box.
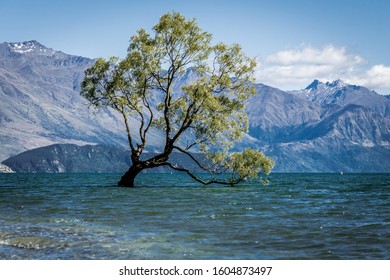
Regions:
[[81, 12, 274, 186], [229, 148, 275, 183]]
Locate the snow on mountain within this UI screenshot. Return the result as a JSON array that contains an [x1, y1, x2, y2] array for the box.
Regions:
[[6, 40, 55, 55]]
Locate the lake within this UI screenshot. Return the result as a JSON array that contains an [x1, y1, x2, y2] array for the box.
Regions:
[[0, 173, 389, 259]]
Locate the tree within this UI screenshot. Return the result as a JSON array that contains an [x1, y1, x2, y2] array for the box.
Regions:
[[81, 12, 274, 187]]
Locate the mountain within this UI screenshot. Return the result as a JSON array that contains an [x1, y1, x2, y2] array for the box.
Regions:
[[2, 144, 206, 174], [0, 41, 163, 162], [246, 83, 321, 144], [3, 144, 130, 173], [245, 80, 390, 172], [298, 79, 390, 117], [1, 40, 389, 173]]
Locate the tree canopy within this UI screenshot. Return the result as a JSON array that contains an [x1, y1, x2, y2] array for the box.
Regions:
[[81, 12, 274, 187]]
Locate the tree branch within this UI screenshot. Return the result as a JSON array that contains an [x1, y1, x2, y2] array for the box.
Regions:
[[172, 145, 210, 172], [141, 90, 154, 142], [162, 162, 246, 186], [120, 110, 136, 153]]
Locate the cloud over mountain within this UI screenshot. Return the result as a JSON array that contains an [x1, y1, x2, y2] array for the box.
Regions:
[[255, 44, 390, 94]]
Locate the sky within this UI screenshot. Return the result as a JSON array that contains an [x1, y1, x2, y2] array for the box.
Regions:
[[1, 0, 389, 94]]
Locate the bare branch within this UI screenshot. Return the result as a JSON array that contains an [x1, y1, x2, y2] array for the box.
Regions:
[[162, 162, 245, 186], [141, 90, 154, 142], [185, 137, 208, 150], [120, 110, 136, 153], [172, 145, 209, 172]]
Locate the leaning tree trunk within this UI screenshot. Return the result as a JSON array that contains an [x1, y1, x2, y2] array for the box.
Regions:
[[118, 164, 143, 187]]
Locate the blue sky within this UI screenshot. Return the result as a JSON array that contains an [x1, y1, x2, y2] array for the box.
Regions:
[[1, 0, 389, 93]]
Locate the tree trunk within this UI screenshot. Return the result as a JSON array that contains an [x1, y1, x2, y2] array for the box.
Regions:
[[118, 164, 143, 187]]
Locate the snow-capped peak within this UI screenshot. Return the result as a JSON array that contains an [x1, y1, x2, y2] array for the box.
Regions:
[[325, 79, 347, 88], [6, 40, 54, 55], [305, 79, 347, 92], [293, 78, 384, 108], [305, 79, 322, 90]]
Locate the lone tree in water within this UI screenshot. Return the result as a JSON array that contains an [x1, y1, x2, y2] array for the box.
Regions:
[[81, 12, 274, 187]]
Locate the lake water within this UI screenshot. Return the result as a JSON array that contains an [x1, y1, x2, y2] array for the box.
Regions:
[[0, 173, 389, 260]]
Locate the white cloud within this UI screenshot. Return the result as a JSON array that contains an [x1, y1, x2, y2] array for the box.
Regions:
[[265, 45, 364, 66], [362, 64, 390, 89], [255, 44, 390, 94]]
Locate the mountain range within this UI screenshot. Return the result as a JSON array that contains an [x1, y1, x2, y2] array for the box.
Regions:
[[1, 41, 389, 173], [0, 41, 162, 162]]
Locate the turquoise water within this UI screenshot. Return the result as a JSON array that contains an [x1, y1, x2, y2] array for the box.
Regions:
[[0, 173, 389, 259]]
